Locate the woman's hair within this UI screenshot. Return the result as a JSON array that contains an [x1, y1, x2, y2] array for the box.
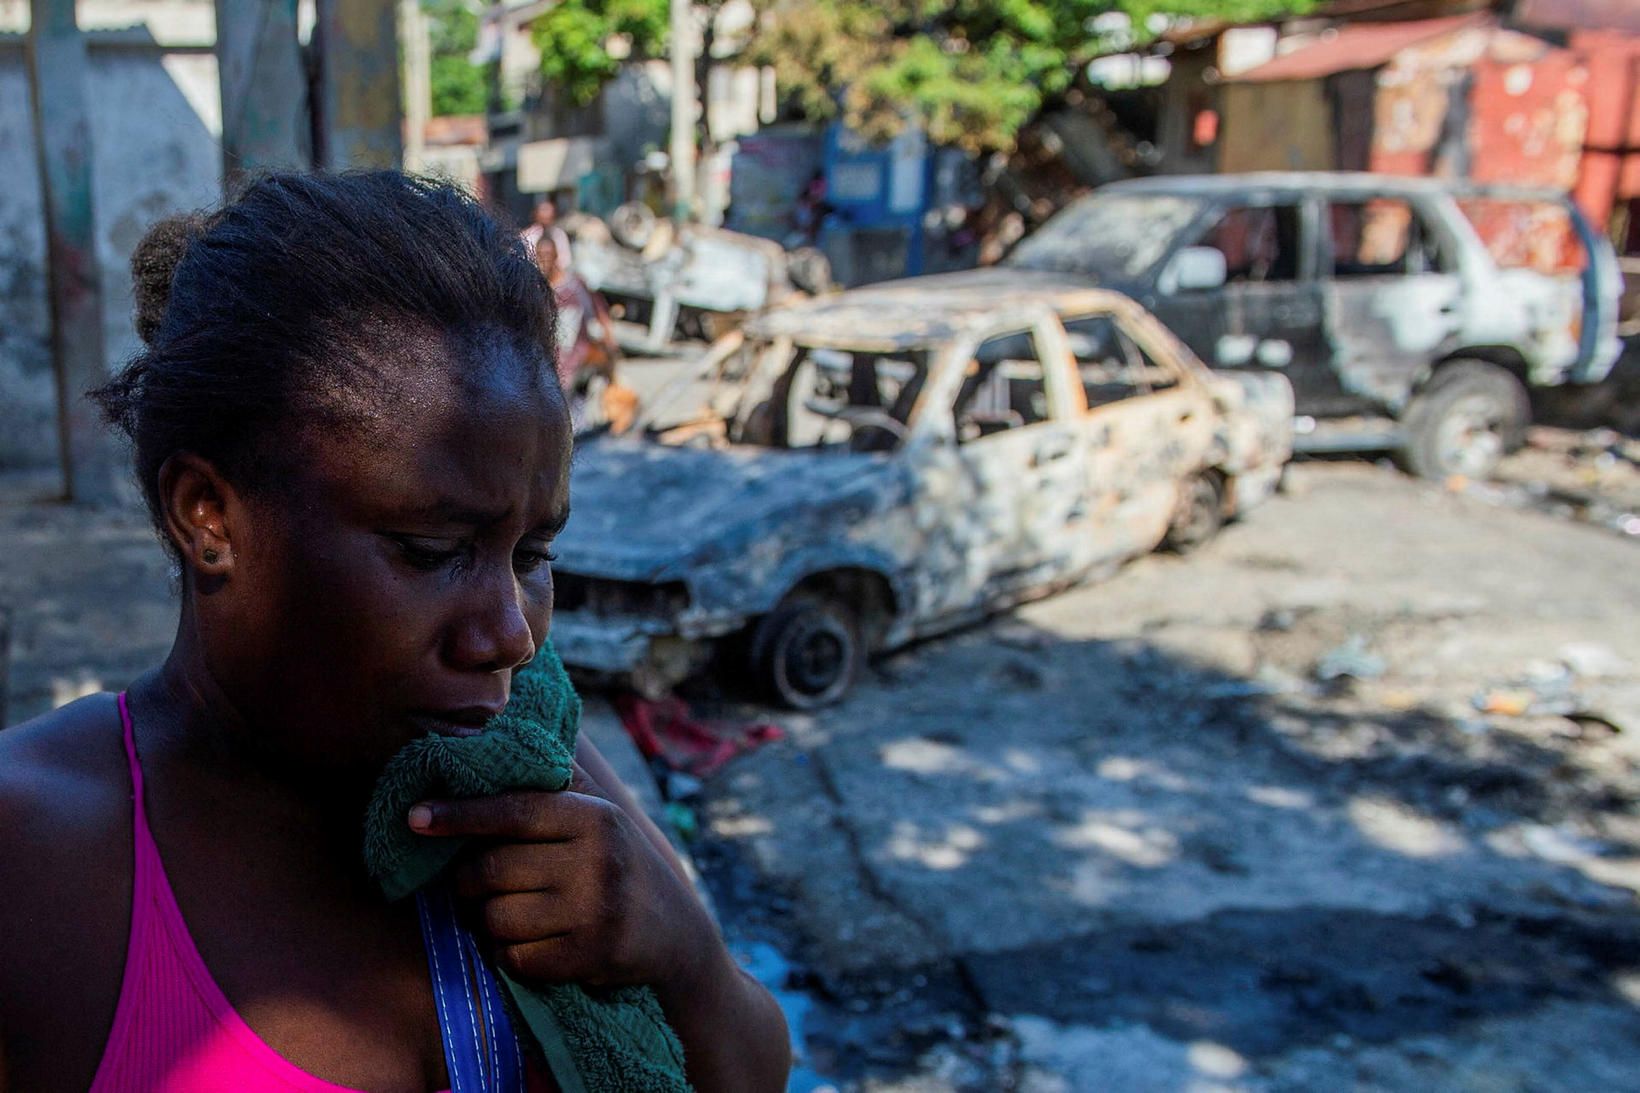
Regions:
[[93, 171, 556, 538]]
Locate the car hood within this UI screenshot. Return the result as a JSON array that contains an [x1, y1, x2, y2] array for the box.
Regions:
[[555, 438, 901, 581]]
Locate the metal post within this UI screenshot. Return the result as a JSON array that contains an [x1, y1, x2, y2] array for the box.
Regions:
[[668, 0, 696, 221], [26, 0, 115, 503], [216, 0, 312, 185], [312, 0, 405, 169], [400, 0, 431, 174]]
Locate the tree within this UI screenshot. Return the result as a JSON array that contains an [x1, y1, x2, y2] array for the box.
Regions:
[[424, 0, 487, 116], [749, 0, 1316, 153], [531, 0, 671, 106]]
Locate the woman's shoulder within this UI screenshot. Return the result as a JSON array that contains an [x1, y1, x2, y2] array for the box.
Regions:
[[0, 694, 136, 1092], [0, 692, 131, 917], [0, 692, 127, 823]]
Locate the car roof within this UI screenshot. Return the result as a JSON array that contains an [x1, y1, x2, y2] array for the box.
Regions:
[[742, 271, 1137, 352], [1099, 171, 1572, 203]]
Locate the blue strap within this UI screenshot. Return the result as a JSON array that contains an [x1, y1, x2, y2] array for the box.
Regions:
[[417, 887, 528, 1092]]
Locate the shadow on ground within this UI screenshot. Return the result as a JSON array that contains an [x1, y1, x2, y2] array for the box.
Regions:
[[689, 610, 1640, 1089]]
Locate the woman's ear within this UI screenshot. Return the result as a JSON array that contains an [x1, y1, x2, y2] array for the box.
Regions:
[[156, 452, 239, 577]]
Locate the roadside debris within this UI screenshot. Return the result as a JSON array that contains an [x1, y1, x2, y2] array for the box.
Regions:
[[1470, 645, 1632, 732], [567, 207, 829, 354], [1313, 635, 1387, 684], [614, 692, 785, 778], [1461, 425, 1640, 537]]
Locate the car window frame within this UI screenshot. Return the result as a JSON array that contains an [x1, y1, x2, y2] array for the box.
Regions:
[[1059, 305, 1203, 411], [916, 310, 1078, 445], [1181, 194, 1320, 287], [1321, 193, 1458, 280]]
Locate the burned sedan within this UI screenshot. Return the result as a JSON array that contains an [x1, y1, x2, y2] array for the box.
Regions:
[[550, 283, 1293, 708]]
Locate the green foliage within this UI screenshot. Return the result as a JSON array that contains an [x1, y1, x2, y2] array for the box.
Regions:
[[514, 0, 1316, 144], [532, 0, 670, 106], [423, 0, 486, 117], [750, 0, 1316, 153]]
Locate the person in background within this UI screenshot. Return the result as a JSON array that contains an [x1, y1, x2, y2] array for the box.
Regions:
[[533, 235, 636, 434], [521, 197, 572, 277]]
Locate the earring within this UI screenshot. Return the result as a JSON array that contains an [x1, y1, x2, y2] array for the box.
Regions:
[[202, 548, 219, 565]]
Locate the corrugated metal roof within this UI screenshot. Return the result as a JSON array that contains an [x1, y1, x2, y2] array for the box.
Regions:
[[1231, 13, 1489, 82], [1515, 0, 1640, 34]]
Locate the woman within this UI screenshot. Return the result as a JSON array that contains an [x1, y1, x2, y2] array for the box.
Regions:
[[0, 173, 789, 1091], [531, 236, 634, 435]]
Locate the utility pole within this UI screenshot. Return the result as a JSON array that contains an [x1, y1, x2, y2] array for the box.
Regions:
[[216, 0, 311, 186], [400, 0, 432, 174], [312, 0, 405, 168], [668, 0, 697, 221], [26, 0, 115, 503]]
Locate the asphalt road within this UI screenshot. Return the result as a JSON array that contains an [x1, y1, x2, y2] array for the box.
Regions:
[[688, 461, 1640, 1092]]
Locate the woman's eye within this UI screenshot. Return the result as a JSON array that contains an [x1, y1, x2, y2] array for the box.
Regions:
[[513, 547, 558, 574], [392, 538, 464, 571]]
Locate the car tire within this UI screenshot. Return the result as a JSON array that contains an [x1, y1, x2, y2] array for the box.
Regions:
[[750, 595, 861, 709], [1399, 360, 1529, 480], [1163, 472, 1225, 554]]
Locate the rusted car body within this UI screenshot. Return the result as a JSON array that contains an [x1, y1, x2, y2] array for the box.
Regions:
[[993, 172, 1624, 479], [550, 282, 1293, 706]]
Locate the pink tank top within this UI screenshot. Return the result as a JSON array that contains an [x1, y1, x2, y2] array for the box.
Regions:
[[89, 694, 446, 1092]]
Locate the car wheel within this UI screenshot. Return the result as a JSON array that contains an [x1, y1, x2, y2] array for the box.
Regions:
[[1163, 472, 1226, 554], [751, 595, 861, 709], [1399, 361, 1529, 480]]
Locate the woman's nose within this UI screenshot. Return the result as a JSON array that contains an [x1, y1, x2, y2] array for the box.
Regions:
[[446, 574, 538, 674]]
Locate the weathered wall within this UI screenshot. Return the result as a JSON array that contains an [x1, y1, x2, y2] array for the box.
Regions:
[[0, 37, 220, 471], [0, 55, 52, 469]]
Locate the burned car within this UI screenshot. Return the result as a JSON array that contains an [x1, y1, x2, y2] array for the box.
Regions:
[[990, 173, 1623, 479], [549, 282, 1293, 708], [568, 205, 830, 354]]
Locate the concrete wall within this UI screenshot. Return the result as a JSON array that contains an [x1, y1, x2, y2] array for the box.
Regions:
[[0, 36, 221, 472]]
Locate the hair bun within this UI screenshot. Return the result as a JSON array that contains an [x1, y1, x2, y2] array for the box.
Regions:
[[130, 212, 208, 345]]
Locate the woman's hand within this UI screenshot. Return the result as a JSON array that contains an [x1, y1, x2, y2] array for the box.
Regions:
[[410, 741, 793, 1091], [407, 765, 718, 993]]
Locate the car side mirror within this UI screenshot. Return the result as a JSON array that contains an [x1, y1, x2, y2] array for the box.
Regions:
[[1166, 246, 1228, 293]]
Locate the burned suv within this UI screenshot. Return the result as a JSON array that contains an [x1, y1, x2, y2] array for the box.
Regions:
[[1000, 172, 1622, 479]]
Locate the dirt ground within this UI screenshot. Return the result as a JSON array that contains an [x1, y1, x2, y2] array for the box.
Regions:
[[1, 439, 1637, 1092]]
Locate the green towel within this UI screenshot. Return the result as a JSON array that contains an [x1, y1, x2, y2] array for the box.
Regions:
[[362, 642, 691, 1093]]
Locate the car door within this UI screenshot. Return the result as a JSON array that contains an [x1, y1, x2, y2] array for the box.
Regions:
[[908, 315, 1091, 623], [1063, 308, 1216, 563], [1152, 196, 1340, 415], [1319, 194, 1463, 411]]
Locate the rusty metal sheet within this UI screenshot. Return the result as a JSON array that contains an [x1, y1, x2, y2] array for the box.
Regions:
[[1468, 51, 1588, 193], [1232, 15, 1489, 84]]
